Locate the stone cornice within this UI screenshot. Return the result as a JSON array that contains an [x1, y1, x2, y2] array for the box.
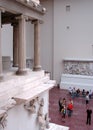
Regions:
[[63, 58, 93, 62], [0, 0, 44, 22], [16, 0, 46, 14]]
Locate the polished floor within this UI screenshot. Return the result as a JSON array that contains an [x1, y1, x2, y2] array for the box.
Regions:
[[49, 87, 93, 130]]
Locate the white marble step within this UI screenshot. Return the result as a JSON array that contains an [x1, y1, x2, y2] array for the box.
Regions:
[[0, 70, 56, 109], [48, 123, 69, 130], [13, 82, 55, 102], [0, 72, 49, 96]]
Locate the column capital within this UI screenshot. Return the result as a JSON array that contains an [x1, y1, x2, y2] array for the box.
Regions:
[[15, 14, 28, 21], [31, 19, 43, 24], [0, 7, 5, 13], [11, 22, 18, 27]]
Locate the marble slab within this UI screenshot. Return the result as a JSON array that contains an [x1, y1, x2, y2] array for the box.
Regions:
[[48, 123, 69, 130]]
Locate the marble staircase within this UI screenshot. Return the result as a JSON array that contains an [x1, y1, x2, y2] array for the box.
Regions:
[[0, 70, 56, 116]]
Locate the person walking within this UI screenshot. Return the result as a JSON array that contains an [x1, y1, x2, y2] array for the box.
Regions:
[[85, 91, 89, 108], [86, 106, 92, 125]]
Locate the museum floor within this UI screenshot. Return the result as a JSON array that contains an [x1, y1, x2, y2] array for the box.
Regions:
[[49, 87, 93, 130]]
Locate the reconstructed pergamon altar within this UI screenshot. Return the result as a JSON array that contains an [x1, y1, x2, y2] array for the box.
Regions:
[[0, 1, 69, 130], [0, 0, 55, 130]]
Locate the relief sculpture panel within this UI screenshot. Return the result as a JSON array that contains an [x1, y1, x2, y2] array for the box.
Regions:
[[63, 61, 93, 76]]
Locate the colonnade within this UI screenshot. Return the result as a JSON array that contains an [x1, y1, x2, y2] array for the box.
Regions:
[[0, 13, 42, 79]]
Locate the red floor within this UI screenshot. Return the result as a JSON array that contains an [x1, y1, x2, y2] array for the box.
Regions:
[[49, 87, 93, 130]]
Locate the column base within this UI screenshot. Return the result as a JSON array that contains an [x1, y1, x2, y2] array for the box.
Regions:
[[33, 65, 42, 71], [12, 64, 18, 67], [16, 69, 27, 75]]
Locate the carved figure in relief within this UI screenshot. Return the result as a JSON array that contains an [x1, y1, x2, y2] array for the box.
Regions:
[[24, 99, 36, 113], [45, 113, 50, 128], [0, 113, 8, 129], [38, 98, 46, 130]]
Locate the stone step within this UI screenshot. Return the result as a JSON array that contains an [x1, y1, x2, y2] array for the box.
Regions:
[[0, 70, 55, 110], [0, 71, 49, 95], [47, 123, 69, 130], [0, 75, 50, 103], [13, 81, 55, 103]]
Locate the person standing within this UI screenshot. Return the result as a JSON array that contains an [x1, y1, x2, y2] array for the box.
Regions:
[[85, 91, 89, 108], [61, 105, 66, 122], [58, 98, 63, 112], [89, 89, 92, 99], [86, 106, 92, 125], [58, 97, 66, 112], [67, 99, 73, 117]]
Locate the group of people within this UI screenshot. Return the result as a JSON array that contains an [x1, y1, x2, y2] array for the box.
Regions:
[[68, 87, 93, 99], [58, 97, 73, 122], [58, 87, 93, 125]]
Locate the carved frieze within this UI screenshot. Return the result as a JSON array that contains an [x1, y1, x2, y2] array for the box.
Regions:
[[63, 60, 93, 76], [0, 113, 7, 129]]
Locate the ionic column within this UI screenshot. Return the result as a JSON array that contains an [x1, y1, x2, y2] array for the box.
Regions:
[[32, 20, 41, 71], [12, 22, 18, 67], [16, 15, 27, 75], [0, 10, 3, 80]]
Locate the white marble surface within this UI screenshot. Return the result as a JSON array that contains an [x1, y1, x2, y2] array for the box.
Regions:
[[63, 58, 93, 62], [0, 70, 56, 130], [13, 83, 55, 101], [0, 70, 56, 109], [60, 74, 93, 90], [48, 123, 69, 130]]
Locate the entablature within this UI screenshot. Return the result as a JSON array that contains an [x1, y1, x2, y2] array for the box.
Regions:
[[0, 0, 46, 24]]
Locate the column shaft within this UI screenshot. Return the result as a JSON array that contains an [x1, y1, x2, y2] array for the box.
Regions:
[[16, 15, 27, 75], [0, 11, 3, 80], [12, 23, 18, 67], [33, 20, 41, 71]]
